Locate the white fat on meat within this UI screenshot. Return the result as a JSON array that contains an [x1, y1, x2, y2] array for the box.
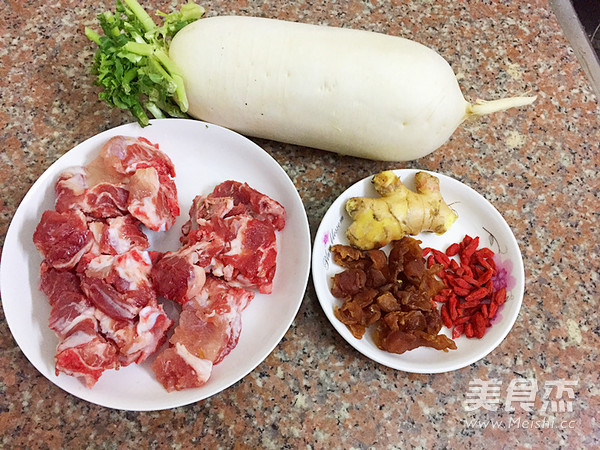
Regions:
[[56, 167, 88, 195], [85, 254, 114, 279], [113, 250, 152, 291], [51, 303, 97, 339], [174, 342, 213, 384], [56, 330, 96, 351], [127, 167, 164, 231]]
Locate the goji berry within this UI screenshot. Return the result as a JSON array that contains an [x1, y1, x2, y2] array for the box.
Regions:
[[454, 315, 471, 325], [440, 304, 452, 328], [461, 300, 483, 309], [483, 280, 494, 295], [432, 249, 450, 268], [489, 302, 498, 318], [461, 235, 473, 248], [481, 304, 488, 318], [450, 259, 460, 271], [472, 312, 486, 338], [462, 275, 480, 286], [433, 294, 448, 303], [449, 295, 458, 321], [461, 236, 480, 260], [474, 248, 495, 259], [465, 322, 474, 338], [465, 287, 488, 302], [461, 263, 474, 278], [452, 277, 473, 290], [494, 287, 507, 305], [446, 243, 460, 256], [452, 324, 464, 339], [477, 269, 494, 286], [453, 286, 471, 297]]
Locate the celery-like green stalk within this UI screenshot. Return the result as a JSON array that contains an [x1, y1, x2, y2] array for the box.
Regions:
[[86, 0, 205, 126]]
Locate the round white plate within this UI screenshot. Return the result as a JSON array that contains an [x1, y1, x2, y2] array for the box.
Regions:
[[312, 169, 524, 373], [1, 118, 311, 410]]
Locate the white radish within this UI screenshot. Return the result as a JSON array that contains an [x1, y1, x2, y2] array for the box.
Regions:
[[169, 16, 535, 161]]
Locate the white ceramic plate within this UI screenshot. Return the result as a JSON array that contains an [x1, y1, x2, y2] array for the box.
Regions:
[[312, 169, 524, 373], [1, 118, 311, 410]]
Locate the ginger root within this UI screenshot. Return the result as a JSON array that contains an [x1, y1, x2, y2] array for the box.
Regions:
[[345, 171, 457, 250]]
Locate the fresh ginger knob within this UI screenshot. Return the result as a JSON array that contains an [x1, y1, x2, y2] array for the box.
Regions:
[[345, 171, 457, 250]]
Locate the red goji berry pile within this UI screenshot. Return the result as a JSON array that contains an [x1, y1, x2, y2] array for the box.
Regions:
[[423, 235, 506, 339]]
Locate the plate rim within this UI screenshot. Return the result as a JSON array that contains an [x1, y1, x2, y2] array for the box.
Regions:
[[0, 118, 312, 410], [311, 168, 525, 374]]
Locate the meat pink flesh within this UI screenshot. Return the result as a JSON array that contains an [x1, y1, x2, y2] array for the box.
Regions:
[[40, 265, 119, 387], [152, 276, 254, 391], [80, 249, 155, 321], [95, 303, 173, 366], [33, 210, 92, 270], [127, 167, 179, 231], [54, 331, 119, 388], [211, 180, 286, 231], [100, 135, 176, 177], [33, 135, 180, 388], [88, 215, 149, 256], [151, 247, 207, 305], [151, 345, 212, 392]]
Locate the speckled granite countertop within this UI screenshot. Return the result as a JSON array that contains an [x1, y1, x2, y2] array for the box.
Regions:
[[1, 0, 599, 447]]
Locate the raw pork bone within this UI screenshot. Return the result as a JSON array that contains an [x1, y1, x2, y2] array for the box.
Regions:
[[161, 180, 285, 295], [55, 168, 129, 219], [181, 180, 286, 240], [94, 303, 173, 367], [127, 166, 179, 232], [54, 135, 180, 232], [33, 210, 93, 270], [152, 276, 254, 392], [100, 135, 176, 178], [79, 249, 157, 321], [153, 213, 278, 298], [40, 264, 118, 388], [78, 249, 174, 366], [88, 215, 149, 256]]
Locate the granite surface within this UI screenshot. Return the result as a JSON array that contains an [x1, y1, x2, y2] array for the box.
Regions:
[[1, 0, 599, 448]]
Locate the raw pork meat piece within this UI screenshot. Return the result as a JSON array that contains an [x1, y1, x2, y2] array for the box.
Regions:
[[127, 167, 180, 231], [54, 326, 119, 388], [88, 215, 149, 255], [79, 249, 156, 321], [100, 135, 176, 177], [55, 135, 180, 230], [151, 245, 208, 305], [181, 180, 286, 239], [55, 168, 129, 218], [94, 303, 173, 366], [211, 180, 286, 231], [82, 183, 130, 218], [174, 181, 284, 294], [151, 344, 213, 392], [39, 265, 118, 387], [196, 215, 278, 294], [33, 210, 93, 270], [152, 276, 254, 391], [154, 212, 278, 297], [32, 135, 181, 388]]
